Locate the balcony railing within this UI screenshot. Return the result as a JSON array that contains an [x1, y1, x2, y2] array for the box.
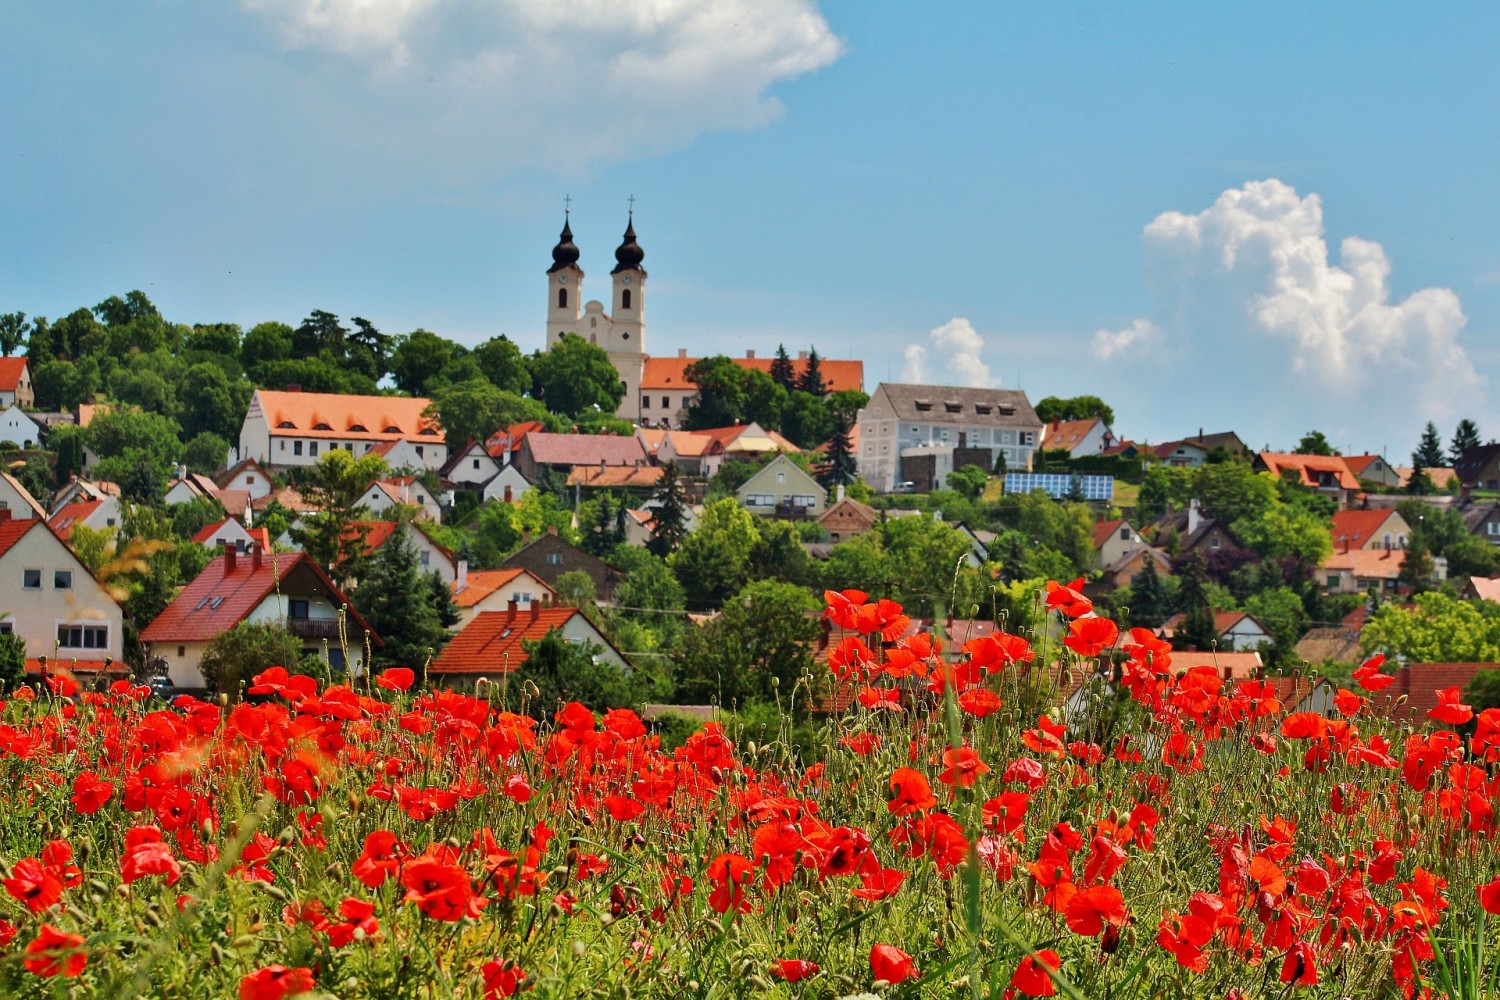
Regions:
[[284, 617, 344, 641], [775, 502, 813, 520]]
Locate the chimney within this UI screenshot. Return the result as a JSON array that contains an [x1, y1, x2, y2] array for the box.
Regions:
[[546, 525, 558, 536], [1198, 427, 1204, 442], [507, 598, 518, 614], [797, 350, 808, 360], [222, 540, 237, 574], [457, 558, 468, 594], [251, 542, 263, 571], [530, 600, 541, 620], [836, 484, 845, 502], [1187, 498, 1201, 537], [677, 348, 687, 359], [521, 528, 531, 545], [503, 485, 513, 503], [0, 508, 10, 523], [745, 350, 756, 359]]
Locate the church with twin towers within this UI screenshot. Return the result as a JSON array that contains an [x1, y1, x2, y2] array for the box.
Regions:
[[544, 206, 862, 428]]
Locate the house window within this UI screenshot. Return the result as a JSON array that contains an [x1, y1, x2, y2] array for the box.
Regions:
[[247, 477, 255, 485], [776, 472, 786, 483], [309, 442, 319, 456], [23, 569, 41, 590], [1119, 527, 1131, 541], [280, 441, 286, 451], [54, 570, 73, 590], [1020, 432, 1036, 446], [745, 493, 775, 506], [416, 446, 424, 458], [621, 289, 632, 310], [419, 551, 430, 566], [293, 441, 303, 456], [662, 397, 669, 409], [1489, 522, 1500, 537], [473, 459, 481, 469], [177, 646, 185, 657], [1210, 537, 1221, 549], [547, 553, 563, 566], [0, 622, 11, 635], [558, 287, 568, 309], [1326, 575, 1341, 588], [289, 600, 309, 620], [57, 624, 108, 650]]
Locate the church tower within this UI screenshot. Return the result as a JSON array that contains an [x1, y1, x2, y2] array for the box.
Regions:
[[608, 212, 648, 420], [545, 213, 583, 349]]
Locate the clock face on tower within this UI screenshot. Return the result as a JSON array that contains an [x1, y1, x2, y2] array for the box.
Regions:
[[621, 276, 632, 285], [557, 275, 568, 283]]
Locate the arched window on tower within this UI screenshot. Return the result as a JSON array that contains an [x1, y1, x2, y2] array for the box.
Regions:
[[558, 287, 568, 308], [621, 289, 632, 310]]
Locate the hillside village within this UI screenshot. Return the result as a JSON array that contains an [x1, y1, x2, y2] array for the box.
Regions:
[[2, 217, 1499, 721]]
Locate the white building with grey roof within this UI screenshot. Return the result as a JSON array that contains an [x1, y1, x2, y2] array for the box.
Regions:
[[856, 383, 1043, 493]]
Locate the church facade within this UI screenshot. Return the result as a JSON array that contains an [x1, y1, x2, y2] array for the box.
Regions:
[[544, 214, 862, 427]]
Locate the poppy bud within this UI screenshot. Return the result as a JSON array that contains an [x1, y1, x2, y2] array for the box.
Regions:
[[1101, 923, 1120, 955], [277, 826, 296, 846], [263, 884, 289, 902], [599, 912, 615, 927], [571, 940, 586, 958]]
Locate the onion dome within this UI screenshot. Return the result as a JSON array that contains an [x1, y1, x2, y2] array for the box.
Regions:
[[611, 216, 645, 274], [548, 217, 580, 273]]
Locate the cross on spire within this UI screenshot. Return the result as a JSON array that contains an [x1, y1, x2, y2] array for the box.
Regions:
[[627, 194, 636, 216], [563, 194, 571, 216]]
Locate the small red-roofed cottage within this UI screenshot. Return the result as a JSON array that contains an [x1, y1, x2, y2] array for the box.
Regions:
[[0, 357, 34, 409], [1158, 611, 1273, 652], [0, 510, 126, 681], [140, 542, 377, 690], [1343, 454, 1402, 488], [347, 520, 459, 586], [1090, 518, 1141, 570], [1042, 417, 1115, 458], [451, 567, 556, 629], [48, 495, 123, 543], [216, 458, 274, 502], [356, 476, 442, 523], [427, 603, 627, 688], [1255, 452, 1363, 509], [192, 518, 259, 553]]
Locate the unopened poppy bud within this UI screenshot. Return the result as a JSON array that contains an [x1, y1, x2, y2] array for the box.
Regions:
[[571, 940, 586, 958], [201, 818, 216, 840], [599, 912, 615, 927], [117, 884, 133, 899], [748, 976, 771, 991], [143, 907, 166, 929], [232, 934, 259, 949], [210, 943, 228, 965], [771, 676, 780, 687], [263, 884, 289, 901]]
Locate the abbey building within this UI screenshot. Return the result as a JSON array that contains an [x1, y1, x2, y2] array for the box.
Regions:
[[544, 213, 862, 427]]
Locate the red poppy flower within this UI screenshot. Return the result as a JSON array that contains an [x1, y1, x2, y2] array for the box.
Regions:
[[1045, 578, 1092, 618], [887, 767, 937, 816], [1064, 884, 1128, 936], [1429, 687, 1474, 726], [1279, 941, 1318, 986], [706, 853, 756, 914], [1280, 713, 1327, 740], [4, 857, 62, 912], [239, 964, 315, 1000], [400, 849, 483, 921], [375, 668, 414, 692], [1353, 653, 1396, 692], [1478, 876, 1500, 915], [982, 790, 1031, 837], [1063, 616, 1119, 658], [120, 826, 182, 886], [939, 746, 990, 788], [1010, 949, 1061, 997], [481, 959, 526, 997], [957, 687, 1002, 718], [23, 924, 86, 978], [353, 830, 409, 889], [851, 865, 906, 902], [69, 771, 114, 814], [870, 943, 917, 984], [1332, 689, 1365, 716], [326, 898, 379, 947], [772, 959, 820, 982]]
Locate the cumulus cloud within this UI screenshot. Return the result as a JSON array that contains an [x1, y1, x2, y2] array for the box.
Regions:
[[1092, 317, 1160, 360], [902, 318, 995, 387], [1130, 179, 1480, 438], [240, 0, 844, 180]]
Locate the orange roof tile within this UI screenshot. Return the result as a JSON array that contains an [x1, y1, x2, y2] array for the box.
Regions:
[[1394, 466, 1458, 489], [0, 357, 29, 393], [640, 355, 864, 393], [1258, 453, 1362, 491], [48, 499, 103, 542], [1091, 519, 1125, 549], [566, 465, 665, 488], [452, 569, 552, 608], [1322, 548, 1407, 580], [428, 606, 593, 674], [1164, 651, 1263, 679], [254, 390, 441, 442], [1043, 418, 1103, 452], [0, 516, 38, 557], [1329, 509, 1402, 550]]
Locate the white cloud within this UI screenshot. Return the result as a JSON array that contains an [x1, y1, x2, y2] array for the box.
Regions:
[[1092, 317, 1160, 360], [901, 317, 995, 387], [1134, 179, 1480, 434], [240, 0, 844, 180]]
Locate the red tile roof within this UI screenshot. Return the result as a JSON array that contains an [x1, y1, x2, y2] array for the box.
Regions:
[[1392, 662, 1500, 722], [0, 516, 38, 557], [192, 519, 234, 544], [523, 433, 647, 467], [0, 357, 28, 393], [1258, 453, 1362, 491], [346, 521, 454, 561], [1091, 519, 1125, 549], [1164, 651, 1263, 679], [141, 549, 374, 644], [1322, 548, 1407, 581], [452, 569, 552, 608], [1329, 509, 1402, 550], [48, 500, 103, 542], [254, 390, 441, 441], [428, 606, 593, 674], [485, 421, 547, 459], [25, 657, 124, 676], [566, 465, 665, 488], [1343, 455, 1387, 478], [1043, 418, 1103, 452], [1394, 466, 1458, 489], [640, 355, 864, 393], [1159, 611, 1258, 638], [695, 424, 801, 453]]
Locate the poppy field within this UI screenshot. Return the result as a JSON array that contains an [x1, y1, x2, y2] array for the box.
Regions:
[[2, 582, 1499, 998]]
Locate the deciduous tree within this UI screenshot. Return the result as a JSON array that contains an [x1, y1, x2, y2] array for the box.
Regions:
[[531, 334, 625, 417]]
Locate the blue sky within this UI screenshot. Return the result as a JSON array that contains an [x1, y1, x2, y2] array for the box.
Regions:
[[3, 2, 1497, 457]]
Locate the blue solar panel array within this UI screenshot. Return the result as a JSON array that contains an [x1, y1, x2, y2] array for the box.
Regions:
[[1003, 473, 1115, 501]]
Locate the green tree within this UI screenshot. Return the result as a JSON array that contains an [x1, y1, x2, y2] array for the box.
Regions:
[[946, 464, 988, 499], [292, 450, 389, 586], [531, 334, 626, 417], [0, 633, 26, 693], [749, 519, 815, 588], [1136, 465, 1174, 523], [769, 344, 796, 390], [1413, 422, 1446, 469], [513, 629, 631, 720], [426, 380, 549, 449], [352, 523, 449, 677], [1127, 556, 1170, 628], [50, 424, 86, 486], [109, 359, 177, 414], [1233, 505, 1333, 570], [646, 462, 690, 558], [670, 497, 758, 609], [346, 317, 392, 384], [1443, 536, 1500, 579], [85, 408, 184, 488], [795, 347, 826, 395], [1294, 430, 1336, 456], [1244, 586, 1309, 668], [1406, 460, 1436, 496], [1396, 536, 1435, 595], [198, 621, 307, 701], [179, 362, 252, 442], [390, 329, 461, 396], [473, 335, 532, 395], [1172, 552, 1218, 651], [1361, 592, 1500, 662], [1035, 395, 1115, 427], [1192, 460, 1279, 526], [682, 356, 750, 429], [1450, 419, 1482, 465], [820, 412, 858, 489], [874, 513, 978, 617], [779, 390, 832, 448], [240, 321, 294, 376], [1465, 668, 1500, 715], [183, 432, 230, 475], [0, 312, 31, 357], [292, 310, 348, 359], [607, 546, 686, 649], [672, 579, 820, 715]]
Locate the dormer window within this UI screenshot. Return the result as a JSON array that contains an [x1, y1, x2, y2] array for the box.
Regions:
[[914, 401, 933, 413], [278, 420, 295, 428], [420, 428, 438, 436], [348, 424, 367, 433], [975, 405, 991, 415], [999, 405, 1016, 416], [313, 422, 332, 431], [384, 425, 400, 433]]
